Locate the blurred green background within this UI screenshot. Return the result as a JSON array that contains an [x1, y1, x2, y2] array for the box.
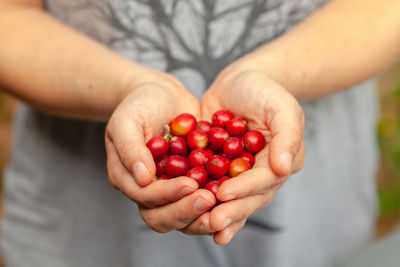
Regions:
[[0, 65, 400, 238], [376, 64, 400, 237]]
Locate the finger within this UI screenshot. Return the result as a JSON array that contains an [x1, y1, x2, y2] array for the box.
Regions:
[[212, 219, 247, 245], [139, 189, 216, 233], [268, 97, 304, 177], [209, 193, 275, 232], [106, 137, 198, 208], [292, 139, 305, 174], [216, 148, 281, 202], [179, 212, 215, 236], [106, 115, 155, 187], [105, 136, 123, 190], [216, 166, 280, 202]]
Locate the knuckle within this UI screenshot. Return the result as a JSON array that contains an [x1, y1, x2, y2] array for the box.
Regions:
[[179, 229, 196, 236], [289, 130, 302, 145], [131, 187, 160, 209], [265, 178, 283, 193], [107, 166, 116, 181], [140, 199, 156, 209], [174, 209, 193, 227], [132, 192, 149, 208], [107, 168, 119, 190], [286, 132, 302, 155], [107, 177, 119, 190], [178, 224, 199, 236], [294, 158, 305, 173], [291, 147, 305, 174], [151, 225, 169, 234], [255, 192, 275, 211], [141, 211, 170, 233], [263, 191, 275, 206], [118, 184, 141, 205], [119, 144, 135, 170]]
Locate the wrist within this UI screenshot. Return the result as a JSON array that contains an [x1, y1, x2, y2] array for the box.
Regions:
[[113, 66, 190, 117], [225, 47, 306, 100], [232, 50, 286, 86], [117, 66, 185, 105]]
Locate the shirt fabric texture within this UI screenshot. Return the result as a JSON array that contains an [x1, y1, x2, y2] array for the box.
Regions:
[[1, 1, 379, 266]]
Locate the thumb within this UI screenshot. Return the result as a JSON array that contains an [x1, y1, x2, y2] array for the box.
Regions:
[[268, 104, 304, 177], [107, 118, 156, 187]]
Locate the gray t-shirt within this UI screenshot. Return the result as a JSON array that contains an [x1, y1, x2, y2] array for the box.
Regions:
[[1, 1, 379, 267]]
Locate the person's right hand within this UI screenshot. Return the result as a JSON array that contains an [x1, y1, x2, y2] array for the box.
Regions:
[[105, 72, 216, 233], [181, 63, 305, 244]]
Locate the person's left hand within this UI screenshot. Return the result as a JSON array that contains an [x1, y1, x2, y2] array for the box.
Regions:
[[179, 59, 305, 245]]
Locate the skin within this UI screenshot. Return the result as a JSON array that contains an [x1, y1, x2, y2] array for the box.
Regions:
[[186, 0, 400, 244], [1, 0, 400, 246], [0, 0, 215, 234]]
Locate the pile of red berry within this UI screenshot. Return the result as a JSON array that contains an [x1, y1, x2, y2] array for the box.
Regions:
[[146, 110, 266, 197]]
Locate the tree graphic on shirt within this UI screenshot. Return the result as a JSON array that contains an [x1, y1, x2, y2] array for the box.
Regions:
[[69, 0, 325, 139], [74, 0, 290, 86]]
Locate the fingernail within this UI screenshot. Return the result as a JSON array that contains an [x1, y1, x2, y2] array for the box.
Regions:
[[221, 218, 231, 230], [224, 195, 236, 201], [279, 152, 293, 172], [179, 186, 195, 198], [199, 224, 205, 233], [133, 162, 147, 184], [194, 197, 211, 212]]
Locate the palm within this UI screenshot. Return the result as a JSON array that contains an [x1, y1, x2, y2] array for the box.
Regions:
[[201, 70, 304, 176], [202, 71, 282, 141], [122, 84, 200, 142]]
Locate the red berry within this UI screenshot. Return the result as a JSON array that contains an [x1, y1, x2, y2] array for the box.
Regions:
[[218, 176, 231, 184], [208, 127, 229, 152], [226, 118, 248, 137], [170, 113, 197, 136], [219, 153, 231, 166], [186, 167, 208, 188], [169, 136, 188, 156], [223, 137, 244, 158], [203, 148, 215, 158], [146, 136, 168, 161], [188, 149, 210, 168], [205, 180, 221, 196], [197, 121, 212, 133], [242, 130, 266, 154], [212, 110, 234, 128], [238, 151, 255, 167], [187, 130, 208, 149], [155, 156, 168, 176], [228, 158, 251, 177], [206, 155, 228, 178], [165, 155, 189, 178]]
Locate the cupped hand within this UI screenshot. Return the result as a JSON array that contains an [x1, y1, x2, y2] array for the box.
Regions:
[[105, 73, 216, 233], [181, 63, 305, 244], [202, 66, 305, 176]]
